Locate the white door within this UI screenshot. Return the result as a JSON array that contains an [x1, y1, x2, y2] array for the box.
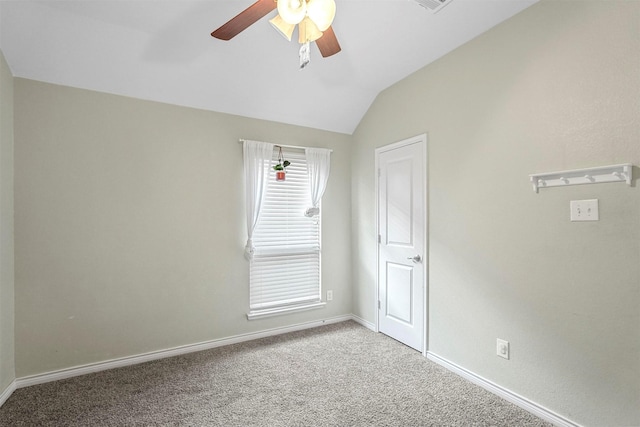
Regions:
[[377, 135, 426, 352]]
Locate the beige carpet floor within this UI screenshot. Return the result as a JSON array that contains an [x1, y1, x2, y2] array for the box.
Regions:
[[0, 320, 552, 426]]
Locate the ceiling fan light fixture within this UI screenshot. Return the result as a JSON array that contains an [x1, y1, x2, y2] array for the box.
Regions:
[[211, 0, 342, 65], [298, 16, 323, 43], [306, 0, 336, 31], [269, 15, 295, 41], [277, 0, 307, 25]]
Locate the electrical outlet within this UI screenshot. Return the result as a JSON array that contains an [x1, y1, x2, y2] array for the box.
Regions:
[[327, 290, 333, 301], [497, 339, 509, 360], [570, 199, 599, 221]]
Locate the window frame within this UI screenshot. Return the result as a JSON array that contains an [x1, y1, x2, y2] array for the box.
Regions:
[[247, 148, 325, 320]]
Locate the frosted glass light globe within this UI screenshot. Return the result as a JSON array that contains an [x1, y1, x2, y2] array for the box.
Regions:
[[306, 0, 336, 31], [278, 0, 307, 25]]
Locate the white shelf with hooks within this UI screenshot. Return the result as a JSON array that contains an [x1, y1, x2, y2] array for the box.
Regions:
[[529, 164, 633, 193]]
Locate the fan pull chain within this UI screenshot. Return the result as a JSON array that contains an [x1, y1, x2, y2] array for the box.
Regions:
[[299, 42, 310, 69]]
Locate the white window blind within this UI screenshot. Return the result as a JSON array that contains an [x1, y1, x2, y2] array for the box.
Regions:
[[249, 149, 321, 314]]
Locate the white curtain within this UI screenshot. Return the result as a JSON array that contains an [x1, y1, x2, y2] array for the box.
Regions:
[[243, 140, 274, 259], [304, 147, 331, 217]]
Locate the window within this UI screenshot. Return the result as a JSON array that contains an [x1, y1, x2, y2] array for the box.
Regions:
[[248, 148, 324, 319]]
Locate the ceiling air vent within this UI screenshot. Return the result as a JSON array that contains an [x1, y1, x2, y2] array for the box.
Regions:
[[413, 0, 453, 13]]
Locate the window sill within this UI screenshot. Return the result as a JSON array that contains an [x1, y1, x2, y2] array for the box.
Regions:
[[247, 302, 326, 320]]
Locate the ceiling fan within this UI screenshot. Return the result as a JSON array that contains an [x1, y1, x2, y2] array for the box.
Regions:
[[211, 0, 341, 68]]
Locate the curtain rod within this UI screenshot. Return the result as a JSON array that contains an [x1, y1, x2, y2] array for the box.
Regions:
[[238, 139, 333, 153]]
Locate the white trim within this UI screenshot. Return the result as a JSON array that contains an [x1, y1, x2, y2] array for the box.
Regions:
[[0, 380, 16, 408], [247, 301, 326, 320], [16, 314, 352, 389], [426, 352, 581, 427], [374, 147, 381, 333], [350, 314, 376, 331]]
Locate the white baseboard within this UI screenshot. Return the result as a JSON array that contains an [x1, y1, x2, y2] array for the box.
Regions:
[[0, 380, 16, 408], [426, 352, 580, 427], [16, 314, 354, 389], [8, 317, 576, 427], [350, 314, 376, 331]]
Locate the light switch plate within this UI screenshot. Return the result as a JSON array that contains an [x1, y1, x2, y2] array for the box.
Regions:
[[570, 199, 599, 221]]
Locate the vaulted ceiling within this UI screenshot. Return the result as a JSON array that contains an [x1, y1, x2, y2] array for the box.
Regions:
[[0, 0, 538, 134]]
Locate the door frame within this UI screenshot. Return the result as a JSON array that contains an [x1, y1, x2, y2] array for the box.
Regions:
[[375, 133, 428, 356]]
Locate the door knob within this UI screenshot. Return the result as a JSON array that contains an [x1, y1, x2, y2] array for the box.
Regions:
[[407, 255, 422, 263]]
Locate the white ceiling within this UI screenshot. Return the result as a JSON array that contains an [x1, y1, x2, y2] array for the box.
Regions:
[[0, 0, 538, 134]]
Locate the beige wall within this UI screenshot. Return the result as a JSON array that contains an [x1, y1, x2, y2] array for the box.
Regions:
[[0, 49, 15, 392], [351, 1, 639, 425], [5, 1, 640, 425], [14, 79, 352, 377]]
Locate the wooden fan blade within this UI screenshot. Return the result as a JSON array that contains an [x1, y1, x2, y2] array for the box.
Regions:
[[316, 26, 341, 58], [211, 0, 277, 41]]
